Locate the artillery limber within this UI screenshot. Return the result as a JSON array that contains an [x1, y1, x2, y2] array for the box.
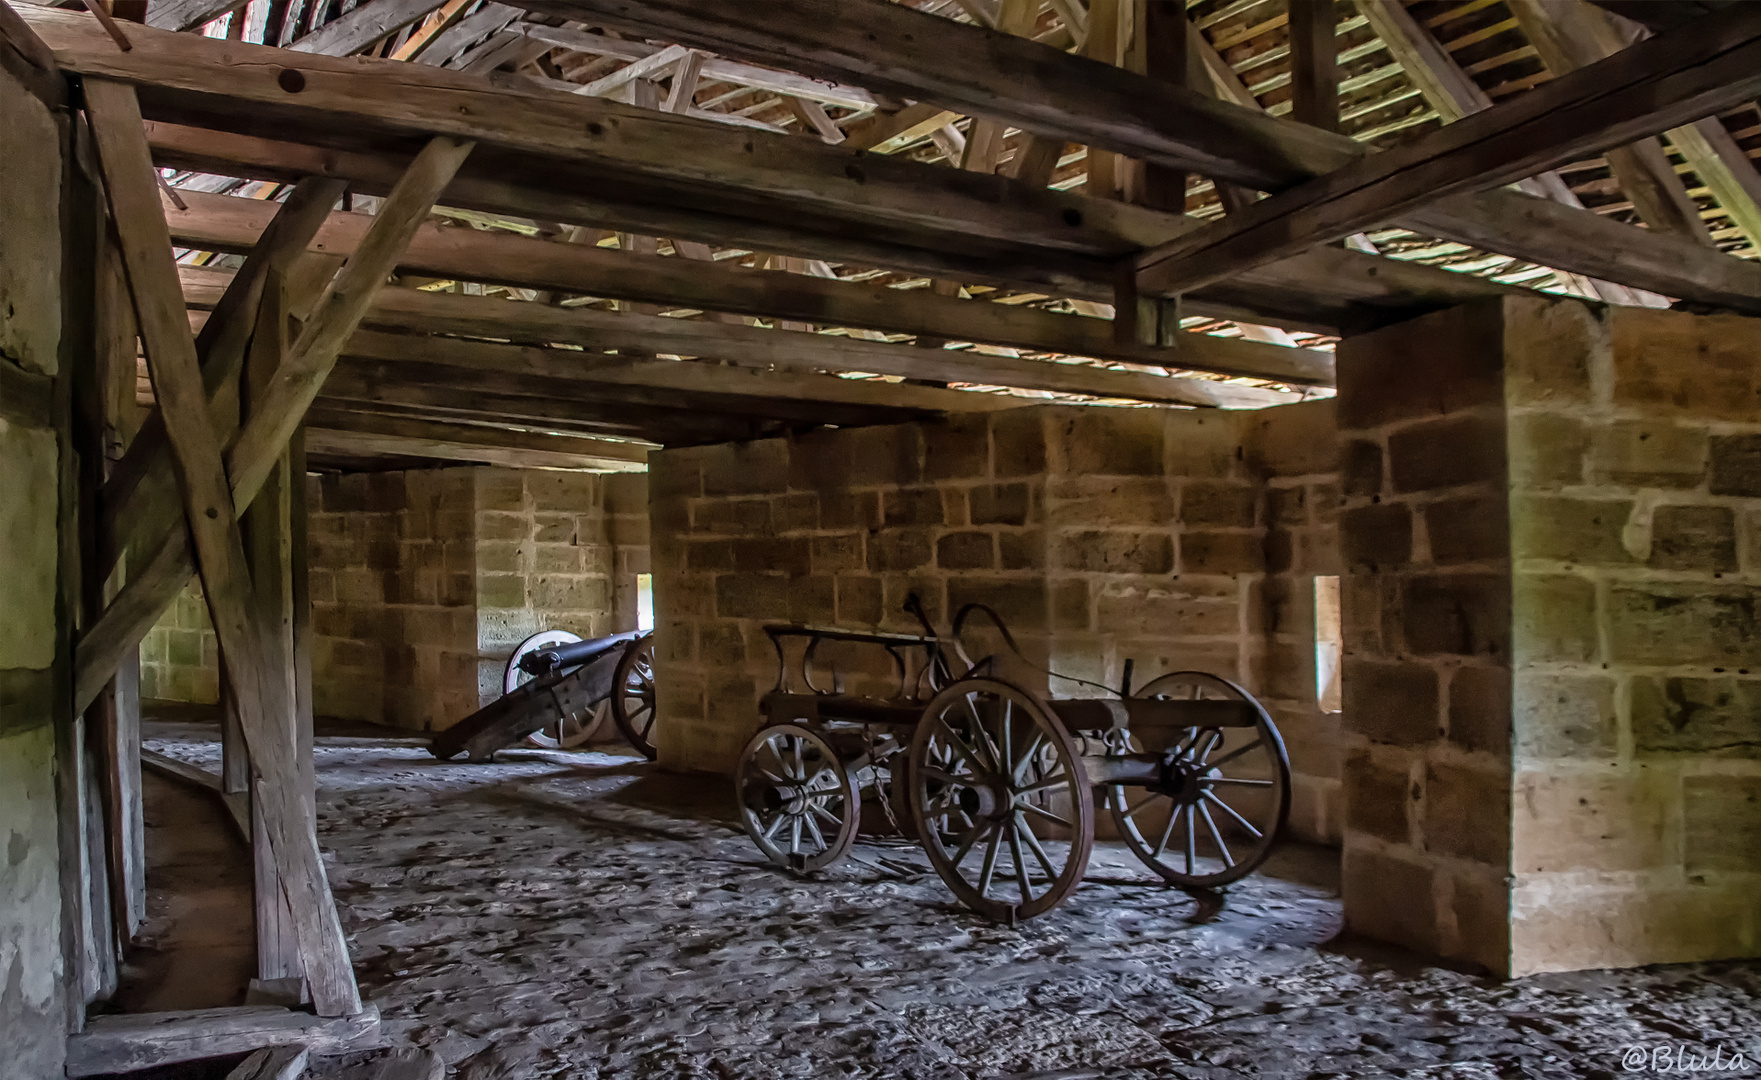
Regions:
[[736, 596, 1290, 923], [430, 629, 657, 763]]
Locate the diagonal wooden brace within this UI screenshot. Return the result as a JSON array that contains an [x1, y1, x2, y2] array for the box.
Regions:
[[72, 111, 473, 716], [81, 79, 471, 1013]]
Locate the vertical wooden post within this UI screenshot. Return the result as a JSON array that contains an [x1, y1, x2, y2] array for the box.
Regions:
[[244, 268, 305, 984], [1138, 0, 1193, 212], [1289, 0, 1340, 132]]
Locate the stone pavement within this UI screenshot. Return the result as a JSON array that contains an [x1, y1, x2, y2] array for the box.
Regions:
[[145, 724, 1761, 1079]]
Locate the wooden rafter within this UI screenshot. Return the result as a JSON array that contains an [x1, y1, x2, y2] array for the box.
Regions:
[[499, 0, 1761, 309], [1136, 3, 1761, 300]]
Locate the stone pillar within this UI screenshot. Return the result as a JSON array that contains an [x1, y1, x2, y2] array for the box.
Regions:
[[1339, 296, 1761, 976], [1337, 301, 1514, 975]]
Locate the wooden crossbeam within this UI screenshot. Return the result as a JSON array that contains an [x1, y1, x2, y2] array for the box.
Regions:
[[287, 0, 446, 56], [304, 407, 651, 470], [161, 189, 1332, 385], [1135, 4, 1761, 301], [27, 7, 1521, 335], [83, 77, 361, 1018], [143, 0, 246, 32], [504, 0, 1761, 310], [100, 177, 347, 596], [64, 1004, 377, 1077], [1503, 0, 1713, 245]]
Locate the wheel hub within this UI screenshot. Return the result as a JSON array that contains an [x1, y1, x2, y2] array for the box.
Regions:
[[1156, 752, 1208, 804]]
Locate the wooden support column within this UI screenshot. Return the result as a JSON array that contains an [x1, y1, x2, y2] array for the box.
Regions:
[[1288, 0, 1340, 132], [83, 78, 362, 1017], [244, 268, 304, 983]]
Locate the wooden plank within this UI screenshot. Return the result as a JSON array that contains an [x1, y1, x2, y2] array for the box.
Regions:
[[136, 118, 1511, 335], [225, 1045, 309, 1080], [144, 0, 246, 32], [1288, 0, 1339, 131], [842, 102, 958, 153], [141, 747, 251, 838], [162, 190, 1334, 385], [1506, 0, 1713, 245], [83, 78, 362, 1018], [64, 1004, 379, 1077], [243, 268, 302, 984], [1355, 0, 1657, 306], [1135, 5, 1761, 300], [1513, 0, 1761, 250], [476, 0, 1761, 309], [287, 0, 444, 55], [304, 408, 652, 470], [100, 176, 347, 602], [326, 283, 1299, 407], [514, 21, 881, 109]]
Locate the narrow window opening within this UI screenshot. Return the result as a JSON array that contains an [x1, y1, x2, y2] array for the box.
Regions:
[[636, 573, 655, 632], [1315, 575, 1342, 713]]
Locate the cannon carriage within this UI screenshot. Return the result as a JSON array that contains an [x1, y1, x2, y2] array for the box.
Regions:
[[736, 597, 1291, 923], [429, 629, 658, 762]]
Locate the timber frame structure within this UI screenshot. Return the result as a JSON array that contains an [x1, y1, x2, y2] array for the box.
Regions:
[[6, 0, 1761, 1069]]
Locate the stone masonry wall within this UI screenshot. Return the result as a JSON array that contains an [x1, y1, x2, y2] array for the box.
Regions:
[[1337, 295, 1761, 976], [648, 402, 1346, 844], [1505, 300, 1761, 973], [1335, 301, 1514, 975], [139, 579, 221, 705], [144, 466, 649, 732], [307, 469, 479, 730], [473, 469, 623, 707]]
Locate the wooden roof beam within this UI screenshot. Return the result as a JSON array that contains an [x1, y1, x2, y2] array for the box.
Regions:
[[513, 0, 1761, 311], [1136, 4, 1761, 306], [302, 408, 651, 472], [161, 187, 1334, 386]]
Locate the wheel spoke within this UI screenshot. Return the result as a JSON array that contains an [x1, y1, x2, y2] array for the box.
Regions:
[[760, 811, 785, 842], [919, 765, 975, 788], [1203, 790, 1263, 840], [803, 810, 827, 852], [958, 694, 1001, 770], [810, 801, 843, 828], [936, 717, 990, 775], [949, 818, 996, 865], [1014, 811, 1060, 881], [1018, 801, 1072, 829], [976, 821, 1004, 897], [1184, 806, 1196, 876], [1207, 738, 1265, 771], [789, 815, 803, 856], [1007, 819, 1033, 903], [1153, 803, 1182, 859], [757, 767, 791, 787], [1199, 802, 1234, 867], [1000, 699, 1014, 776], [1012, 729, 1045, 784], [1206, 776, 1274, 787], [1122, 790, 1161, 818], [1015, 771, 1071, 797]]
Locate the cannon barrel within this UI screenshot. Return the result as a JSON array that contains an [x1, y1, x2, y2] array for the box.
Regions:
[[518, 631, 642, 676]]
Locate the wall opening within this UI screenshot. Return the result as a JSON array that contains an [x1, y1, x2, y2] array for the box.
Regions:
[[1315, 575, 1342, 713], [636, 573, 654, 632]]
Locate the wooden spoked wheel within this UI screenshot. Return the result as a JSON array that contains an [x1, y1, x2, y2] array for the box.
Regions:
[[1107, 671, 1290, 888], [505, 630, 604, 749], [610, 632, 658, 759], [909, 678, 1092, 922], [736, 723, 860, 873]]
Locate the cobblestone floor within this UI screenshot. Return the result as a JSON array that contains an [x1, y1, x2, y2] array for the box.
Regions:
[[147, 723, 1761, 1080]]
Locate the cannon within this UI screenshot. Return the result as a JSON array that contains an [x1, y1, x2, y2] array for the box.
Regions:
[[429, 629, 657, 762], [734, 597, 1290, 923]]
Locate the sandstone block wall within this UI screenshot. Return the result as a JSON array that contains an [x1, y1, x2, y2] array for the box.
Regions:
[[473, 470, 646, 707], [139, 579, 221, 705], [146, 467, 650, 733], [1337, 296, 1761, 976], [648, 402, 1347, 843], [1335, 302, 1514, 975], [307, 470, 480, 730], [1505, 301, 1761, 973]]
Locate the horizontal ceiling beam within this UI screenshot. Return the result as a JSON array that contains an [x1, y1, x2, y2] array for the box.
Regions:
[[302, 406, 652, 471], [166, 189, 1334, 385], [1138, 4, 1761, 300], [178, 265, 1295, 408], [529, 0, 1761, 310], [26, 7, 1525, 336]]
